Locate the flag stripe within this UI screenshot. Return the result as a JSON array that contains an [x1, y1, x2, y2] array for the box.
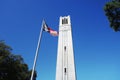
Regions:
[[49, 29, 58, 36], [43, 20, 58, 36]]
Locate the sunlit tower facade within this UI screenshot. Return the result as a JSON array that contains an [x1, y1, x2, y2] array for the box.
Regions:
[[56, 16, 76, 80]]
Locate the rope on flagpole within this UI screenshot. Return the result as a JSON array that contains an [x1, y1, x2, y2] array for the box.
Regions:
[[30, 20, 44, 80]]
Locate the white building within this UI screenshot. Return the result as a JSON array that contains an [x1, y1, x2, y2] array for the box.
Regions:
[[56, 16, 76, 80]]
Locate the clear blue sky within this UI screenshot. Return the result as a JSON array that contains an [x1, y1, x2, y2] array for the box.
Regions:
[[0, 0, 120, 80]]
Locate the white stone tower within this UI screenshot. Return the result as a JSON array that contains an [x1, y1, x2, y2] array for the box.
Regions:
[[56, 15, 76, 80]]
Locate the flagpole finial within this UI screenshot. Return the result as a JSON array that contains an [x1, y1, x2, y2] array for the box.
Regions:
[[43, 19, 45, 22], [42, 19, 46, 25]]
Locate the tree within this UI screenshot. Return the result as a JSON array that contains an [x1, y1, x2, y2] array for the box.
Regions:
[[104, 0, 120, 32], [0, 41, 37, 80]]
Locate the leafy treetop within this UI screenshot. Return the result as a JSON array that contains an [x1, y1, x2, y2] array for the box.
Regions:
[[104, 0, 120, 31]]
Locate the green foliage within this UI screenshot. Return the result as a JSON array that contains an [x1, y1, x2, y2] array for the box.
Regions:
[[0, 41, 37, 80], [104, 0, 120, 31]]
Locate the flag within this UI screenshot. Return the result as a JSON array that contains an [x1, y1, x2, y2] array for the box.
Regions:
[[43, 21, 58, 36]]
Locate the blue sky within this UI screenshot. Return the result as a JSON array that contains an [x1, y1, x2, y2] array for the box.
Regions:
[[0, 0, 120, 80]]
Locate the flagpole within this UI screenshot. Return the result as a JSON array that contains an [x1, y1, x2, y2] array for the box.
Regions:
[[30, 20, 44, 80]]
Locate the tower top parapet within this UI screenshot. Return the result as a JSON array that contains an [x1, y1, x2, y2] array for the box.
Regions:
[[59, 15, 71, 26]]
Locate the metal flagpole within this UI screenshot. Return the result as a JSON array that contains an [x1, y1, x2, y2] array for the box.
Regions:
[[30, 20, 44, 80]]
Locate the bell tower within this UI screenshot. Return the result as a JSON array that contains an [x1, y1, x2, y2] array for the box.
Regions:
[[56, 15, 76, 80]]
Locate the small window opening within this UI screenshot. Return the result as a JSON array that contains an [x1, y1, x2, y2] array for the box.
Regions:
[[64, 46, 66, 51], [62, 18, 68, 24], [64, 68, 67, 73]]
